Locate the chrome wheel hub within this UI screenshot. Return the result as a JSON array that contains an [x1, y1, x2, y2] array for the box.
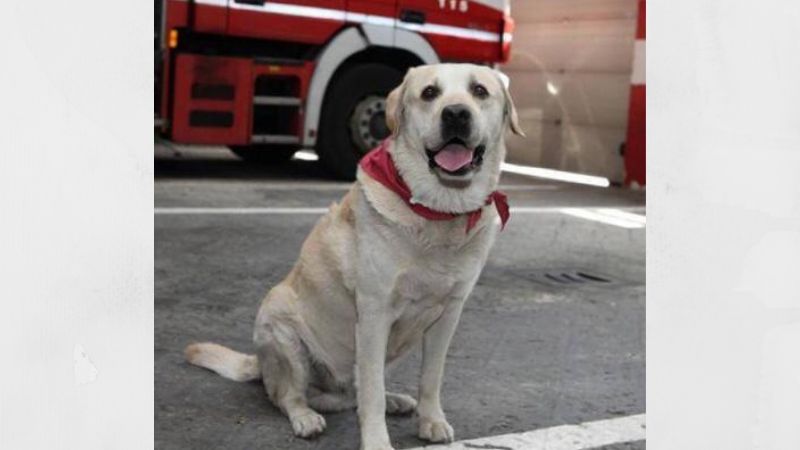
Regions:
[[349, 95, 389, 155]]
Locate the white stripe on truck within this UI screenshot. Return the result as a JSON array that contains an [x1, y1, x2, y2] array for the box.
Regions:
[[190, 0, 502, 42]]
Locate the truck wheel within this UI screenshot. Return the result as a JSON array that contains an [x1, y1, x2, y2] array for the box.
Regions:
[[317, 64, 404, 179], [229, 145, 297, 163]]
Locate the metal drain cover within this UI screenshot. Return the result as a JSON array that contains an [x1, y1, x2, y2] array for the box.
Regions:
[[527, 269, 614, 287]]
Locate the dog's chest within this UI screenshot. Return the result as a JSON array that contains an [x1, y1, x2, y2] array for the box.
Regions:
[[390, 222, 489, 313], [394, 257, 460, 299], [384, 252, 477, 361]]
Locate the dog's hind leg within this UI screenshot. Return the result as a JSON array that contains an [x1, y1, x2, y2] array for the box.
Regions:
[[385, 392, 417, 415], [254, 290, 326, 438], [256, 324, 326, 438], [308, 391, 356, 412], [304, 359, 357, 413]]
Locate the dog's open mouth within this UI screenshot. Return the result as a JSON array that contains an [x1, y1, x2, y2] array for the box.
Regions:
[[425, 138, 486, 176]]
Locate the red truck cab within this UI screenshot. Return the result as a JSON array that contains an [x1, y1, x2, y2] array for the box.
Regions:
[[155, 0, 513, 178]]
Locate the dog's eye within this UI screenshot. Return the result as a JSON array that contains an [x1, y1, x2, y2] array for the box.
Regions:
[[472, 83, 489, 99], [421, 85, 440, 101]]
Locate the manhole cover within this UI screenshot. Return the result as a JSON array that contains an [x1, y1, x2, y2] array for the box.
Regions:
[[526, 269, 615, 287]]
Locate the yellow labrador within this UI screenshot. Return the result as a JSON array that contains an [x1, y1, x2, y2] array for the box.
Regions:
[[186, 63, 523, 450]]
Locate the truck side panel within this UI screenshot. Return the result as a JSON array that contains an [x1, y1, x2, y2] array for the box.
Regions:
[[348, 0, 397, 20], [227, 0, 346, 44], [171, 55, 252, 145], [194, 0, 228, 33], [397, 0, 503, 61]]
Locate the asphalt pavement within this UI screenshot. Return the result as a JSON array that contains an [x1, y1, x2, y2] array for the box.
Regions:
[[154, 144, 646, 450]]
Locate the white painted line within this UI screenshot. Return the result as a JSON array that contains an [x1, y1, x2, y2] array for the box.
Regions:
[[154, 207, 330, 215], [155, 206, 644, 216], [499, 184, 560, 191], [406, 413, 645, 450], [512, 206, 643, 214], [234, 182, 352, 190], [595, 208, 647, 225], [560, 208, 646, 229], [502, 162, 611, 188]]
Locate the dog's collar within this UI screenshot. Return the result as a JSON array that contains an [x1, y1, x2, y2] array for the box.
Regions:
[[358, 140, 509, 233]]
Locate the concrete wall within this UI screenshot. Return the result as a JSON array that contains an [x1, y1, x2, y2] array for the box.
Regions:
[[502, 0, 638, 183]]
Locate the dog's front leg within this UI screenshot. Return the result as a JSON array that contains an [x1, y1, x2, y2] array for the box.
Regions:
[[417, 298, 466, 443], [355, 292, 393, 450]]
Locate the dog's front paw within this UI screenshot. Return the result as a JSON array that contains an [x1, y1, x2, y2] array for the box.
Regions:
[[418, 416, 454, 443], [291, 411, 326, 438]]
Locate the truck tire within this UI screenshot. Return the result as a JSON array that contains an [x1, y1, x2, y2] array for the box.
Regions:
[[317, 64, 404, 179], [229, 145, 297, 163]]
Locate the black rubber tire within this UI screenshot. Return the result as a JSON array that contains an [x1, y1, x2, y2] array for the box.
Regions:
[[317, 64, 404, 180], [229, 145, 297, 164]]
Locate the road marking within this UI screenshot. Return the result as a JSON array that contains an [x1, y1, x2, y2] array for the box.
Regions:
[[238, 182, 354, 190], [499, 185, 560, 191], [154, 206, 645, 216], [406, 413, 645, 450], [560, 208, 646, 228], [501, 162, 611, 188], [155, 207, 331, 215]]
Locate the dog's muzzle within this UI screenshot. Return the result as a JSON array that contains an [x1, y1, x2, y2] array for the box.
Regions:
[[423, 104, 485, 177]]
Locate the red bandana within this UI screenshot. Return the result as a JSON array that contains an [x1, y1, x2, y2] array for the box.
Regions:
[[359, 140, 510, 233]]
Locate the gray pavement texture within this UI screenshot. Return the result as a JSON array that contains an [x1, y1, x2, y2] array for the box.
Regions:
[[155, 146, 646, 450], [590, 442, 646, 450]]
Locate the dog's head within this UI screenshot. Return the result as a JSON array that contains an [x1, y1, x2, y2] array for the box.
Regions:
[[384, 63, 523, 213]]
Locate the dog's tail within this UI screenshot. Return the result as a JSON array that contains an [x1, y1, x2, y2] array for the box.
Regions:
[[184, 342, 261, 382]]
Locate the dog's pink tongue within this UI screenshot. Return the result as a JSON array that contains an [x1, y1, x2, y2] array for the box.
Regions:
[[434, 143, 473, 171]]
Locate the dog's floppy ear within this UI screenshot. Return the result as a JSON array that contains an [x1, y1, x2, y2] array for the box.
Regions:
[[385, 70, 410, 136], [495, 71, 525, 137]]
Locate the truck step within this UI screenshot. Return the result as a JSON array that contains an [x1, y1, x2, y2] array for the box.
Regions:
[[253, 96, 301, 106], [251, 134, 300, 145]]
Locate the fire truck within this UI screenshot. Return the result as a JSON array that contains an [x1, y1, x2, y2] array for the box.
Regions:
[[155, 0, 514, 178]]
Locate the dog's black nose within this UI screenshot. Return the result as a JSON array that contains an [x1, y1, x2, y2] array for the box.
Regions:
[[441, 104, 472, 127], [441, 104, 471, 139]]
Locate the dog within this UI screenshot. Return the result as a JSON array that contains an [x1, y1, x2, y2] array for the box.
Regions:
[[185, 63, 523, 450]]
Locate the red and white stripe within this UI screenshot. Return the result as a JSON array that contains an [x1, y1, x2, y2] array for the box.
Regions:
[[191, 0, 504, 42], [624, 0, 645, 187]]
